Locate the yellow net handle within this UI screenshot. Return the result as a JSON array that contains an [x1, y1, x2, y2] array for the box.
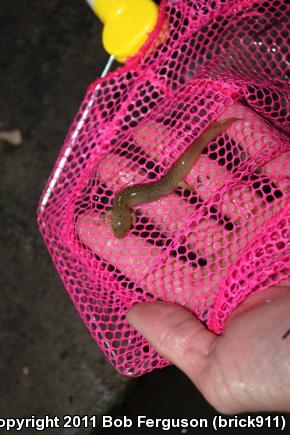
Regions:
[[86, 0, 158, 63]]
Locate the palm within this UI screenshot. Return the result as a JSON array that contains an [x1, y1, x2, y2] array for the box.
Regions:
[[201, 284, 290, 412], [127, 283, 290, 413]]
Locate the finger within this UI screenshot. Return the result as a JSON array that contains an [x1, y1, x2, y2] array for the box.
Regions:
[[221, 102, 288, 160], [76, 213, 163, 283], [127, 301, 216, 388], [263, 152, 290, 193], [77, 212, 211, 311]]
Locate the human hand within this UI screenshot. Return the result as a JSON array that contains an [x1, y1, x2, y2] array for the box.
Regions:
[[77, 101, 289, 382], [127, 282, 290, 414]]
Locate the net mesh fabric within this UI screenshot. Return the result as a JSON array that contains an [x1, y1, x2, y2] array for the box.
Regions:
[[37, 0, 290, 376]]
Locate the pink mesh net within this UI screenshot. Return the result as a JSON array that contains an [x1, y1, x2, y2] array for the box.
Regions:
[[37, 0, 290, 376]]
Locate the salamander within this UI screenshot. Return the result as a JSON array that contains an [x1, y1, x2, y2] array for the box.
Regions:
[[111, 118, 238, 238]]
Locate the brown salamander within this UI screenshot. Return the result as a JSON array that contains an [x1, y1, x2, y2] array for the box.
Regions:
[[111, 118, 239, 238]]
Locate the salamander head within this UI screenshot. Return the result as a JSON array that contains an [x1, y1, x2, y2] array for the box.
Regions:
[[111, 206, 132, 239]]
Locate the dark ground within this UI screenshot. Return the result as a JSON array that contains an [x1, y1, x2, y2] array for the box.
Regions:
[[0, 1, 131, 433], [1, 1, 289, 435]]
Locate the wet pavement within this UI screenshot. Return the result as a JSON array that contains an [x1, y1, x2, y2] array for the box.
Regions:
[[0, 1, 131, 433]]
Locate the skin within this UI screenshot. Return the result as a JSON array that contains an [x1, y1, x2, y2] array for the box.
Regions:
[[111, 118, 239, 238], [127, 283, 290, 413], [78, 110, 289, 412]]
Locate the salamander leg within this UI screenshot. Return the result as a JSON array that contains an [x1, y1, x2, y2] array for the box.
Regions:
[[178, 179, 195, 191], [131, 212, 137, 227]]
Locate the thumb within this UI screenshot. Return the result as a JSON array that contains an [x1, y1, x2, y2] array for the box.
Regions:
[[127, 301, 216, 386]]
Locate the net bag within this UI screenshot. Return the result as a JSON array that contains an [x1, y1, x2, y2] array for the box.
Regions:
[[37, 0, 290, 376]]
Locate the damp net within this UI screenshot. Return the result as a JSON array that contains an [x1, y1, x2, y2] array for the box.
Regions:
[[37, 0, 290, 376]]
